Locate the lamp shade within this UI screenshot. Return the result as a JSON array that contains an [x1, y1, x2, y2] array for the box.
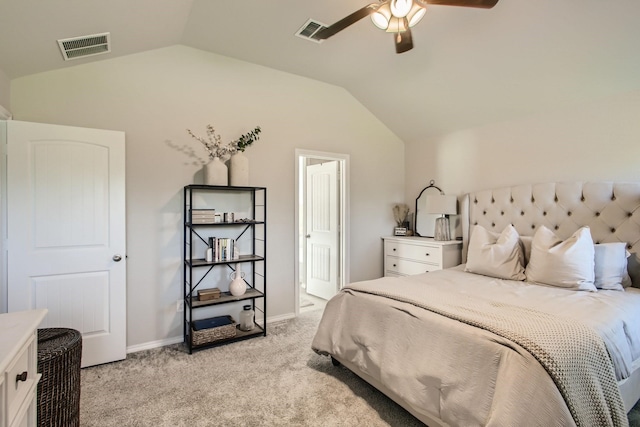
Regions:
[[425, 194, 457, 215]]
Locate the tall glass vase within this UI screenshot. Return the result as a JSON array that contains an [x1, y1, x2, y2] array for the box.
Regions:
[[229, 152, 249, 186], [203, 157, 228, 186]]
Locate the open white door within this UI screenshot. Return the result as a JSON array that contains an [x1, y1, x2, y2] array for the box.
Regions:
[[305, 161, 339, 300], [5, 120, 126, 367]]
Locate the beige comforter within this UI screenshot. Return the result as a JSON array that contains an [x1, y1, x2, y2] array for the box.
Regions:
[[312, 269, 632, 427]]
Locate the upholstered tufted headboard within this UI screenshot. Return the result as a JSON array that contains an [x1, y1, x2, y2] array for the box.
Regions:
[[461, 182, 640, 286]]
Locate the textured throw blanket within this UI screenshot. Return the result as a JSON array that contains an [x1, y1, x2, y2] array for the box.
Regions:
[[347, 278, 628, 427]]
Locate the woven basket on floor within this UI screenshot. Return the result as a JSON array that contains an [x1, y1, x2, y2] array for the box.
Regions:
[[37, 328, 82, 427]]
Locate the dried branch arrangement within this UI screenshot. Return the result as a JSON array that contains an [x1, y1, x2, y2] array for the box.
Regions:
[[393, 204, 410, 226]]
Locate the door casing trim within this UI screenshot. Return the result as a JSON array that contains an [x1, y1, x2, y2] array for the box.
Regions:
[[294, 149, 350, 316]]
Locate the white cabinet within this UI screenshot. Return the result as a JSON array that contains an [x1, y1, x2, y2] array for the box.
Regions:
[[383, 236, 462, 277], [0, 309, 47, 427]]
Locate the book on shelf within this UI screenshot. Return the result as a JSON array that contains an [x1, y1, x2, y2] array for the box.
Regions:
[[192, 218, 216, 224], [191, 209, 216, 215], [207, 237, 238, 262]]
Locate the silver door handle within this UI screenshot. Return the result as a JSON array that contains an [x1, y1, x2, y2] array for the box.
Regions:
[[113, 254, 122, 262], [306, 234, 311, 238]]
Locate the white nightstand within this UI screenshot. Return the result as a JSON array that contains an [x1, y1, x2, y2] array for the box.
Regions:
[[382, 236, 462, 277]]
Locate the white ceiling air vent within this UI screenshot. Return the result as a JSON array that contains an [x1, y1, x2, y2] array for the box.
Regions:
[[57, 32, 111, 61], [295, 19, 328, 43]]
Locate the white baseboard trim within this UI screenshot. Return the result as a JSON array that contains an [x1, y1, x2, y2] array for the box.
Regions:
[[127, 336, 183, 354], [126, 312, 297, 354], [266, 312, 296, 323]]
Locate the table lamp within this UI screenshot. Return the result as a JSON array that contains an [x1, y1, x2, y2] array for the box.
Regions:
[[425, 194, 457, 241]]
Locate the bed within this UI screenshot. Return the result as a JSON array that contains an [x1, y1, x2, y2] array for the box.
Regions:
[[312, 182, 640, 427]]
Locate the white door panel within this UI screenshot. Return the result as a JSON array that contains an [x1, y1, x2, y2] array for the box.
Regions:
[[306, 161, 338, 300], [33, 271, 110, 335], [5, 120, 126, 367]]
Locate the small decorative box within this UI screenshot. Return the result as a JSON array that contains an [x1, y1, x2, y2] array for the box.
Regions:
[[197, 287, 221, 301]]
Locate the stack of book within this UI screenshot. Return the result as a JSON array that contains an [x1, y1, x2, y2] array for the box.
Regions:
[[190, 209, 216, 224], [209, 237, 237, 262], [197, 287, 221, 301]]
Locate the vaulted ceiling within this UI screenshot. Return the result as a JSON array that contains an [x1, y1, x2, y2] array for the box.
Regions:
[[1, 0, 640, 142]]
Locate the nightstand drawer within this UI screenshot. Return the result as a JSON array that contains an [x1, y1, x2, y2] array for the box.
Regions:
[[382, 237, 462, 278], [5, 334, 36, 427], [385, 241, 442, 263], [385, 256, 441, 275]]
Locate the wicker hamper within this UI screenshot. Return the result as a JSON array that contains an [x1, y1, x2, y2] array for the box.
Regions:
[[37, 328, 82, 427]]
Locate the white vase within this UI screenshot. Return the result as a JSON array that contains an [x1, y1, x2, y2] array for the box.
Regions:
[[203, 157, 228, 186], [229, 152, 249, 186], [229, 268, 246, 297]]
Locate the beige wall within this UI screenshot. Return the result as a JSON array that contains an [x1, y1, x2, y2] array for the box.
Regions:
[[10, 45, 405, 349], [405, 90, 640, 237], [0, 67, 9, 111]]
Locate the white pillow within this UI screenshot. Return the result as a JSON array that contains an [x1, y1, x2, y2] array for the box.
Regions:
[[465, 224, 526, 280], [594, 243, 630, 291], [525, 226, 597, 292]]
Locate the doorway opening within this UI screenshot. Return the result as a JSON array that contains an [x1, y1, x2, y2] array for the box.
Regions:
[[294, 150, 349, 315]]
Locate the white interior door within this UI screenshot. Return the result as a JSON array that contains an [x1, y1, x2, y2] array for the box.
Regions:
[[5, 120, 126, 368], [305, 161, 339, 300]]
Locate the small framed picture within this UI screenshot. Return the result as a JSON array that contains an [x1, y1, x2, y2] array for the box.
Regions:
[[394, 227, 407, 236]]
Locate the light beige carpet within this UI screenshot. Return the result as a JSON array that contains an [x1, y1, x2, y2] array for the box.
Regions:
[[80, 308, 422, 427], [81, 307, 640, 427]]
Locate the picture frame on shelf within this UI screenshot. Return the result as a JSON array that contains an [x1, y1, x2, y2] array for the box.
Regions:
[[394, 227, 407, 236]]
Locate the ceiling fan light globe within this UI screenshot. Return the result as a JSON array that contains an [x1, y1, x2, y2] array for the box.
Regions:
[[390, 0, 413, 18], [371, 11, 390, 30], [407, 6, 426, 27]]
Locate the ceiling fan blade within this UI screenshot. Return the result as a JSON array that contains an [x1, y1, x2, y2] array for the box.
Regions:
[[395, 28, 414, 54], [422, 0, 498, 8], [314, 3, 380, 40]]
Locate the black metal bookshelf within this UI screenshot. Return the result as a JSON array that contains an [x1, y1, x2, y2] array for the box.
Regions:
[[183, 185, 267, 353]]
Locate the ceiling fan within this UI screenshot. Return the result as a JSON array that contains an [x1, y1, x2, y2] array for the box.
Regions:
[[315, 0, 499, 54]]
